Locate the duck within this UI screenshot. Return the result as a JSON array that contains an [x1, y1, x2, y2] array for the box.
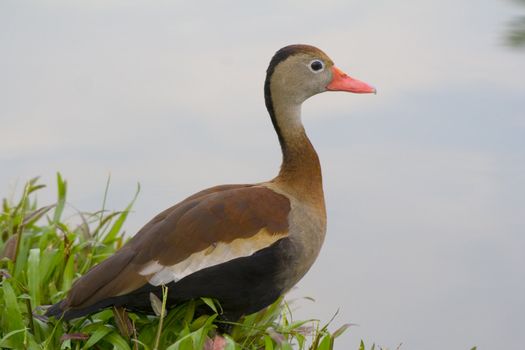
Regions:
[[46, 44, 375, 324]]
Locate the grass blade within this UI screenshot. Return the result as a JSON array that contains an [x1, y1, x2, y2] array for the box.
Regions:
[[81, 326, 112, 350], [27, 248, 41, 308], [103, 183, 140, 244], [52, 173, 67, 224], [2, 280, 26, 346]]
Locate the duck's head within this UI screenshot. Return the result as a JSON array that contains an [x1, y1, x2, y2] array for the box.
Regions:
[[262, 45, 375, 190], [265, 44, 375, 108]]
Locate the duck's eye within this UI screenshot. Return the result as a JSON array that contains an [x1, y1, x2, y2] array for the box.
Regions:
[[309, 60, 324, 73]]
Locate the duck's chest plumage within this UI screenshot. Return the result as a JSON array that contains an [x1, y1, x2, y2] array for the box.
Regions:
[[262, 183, 327, 292]]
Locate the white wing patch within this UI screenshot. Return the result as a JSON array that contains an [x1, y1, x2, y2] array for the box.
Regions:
[[139, 228, 287, 286]]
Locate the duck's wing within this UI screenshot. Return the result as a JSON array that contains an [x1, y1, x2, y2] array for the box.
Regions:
[[56, 184, 291, 314]]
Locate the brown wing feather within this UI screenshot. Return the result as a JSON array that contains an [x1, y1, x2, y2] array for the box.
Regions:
[[63, 184, 290, 310]]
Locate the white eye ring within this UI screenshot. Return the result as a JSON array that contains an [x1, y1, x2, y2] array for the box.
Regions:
[[308, 59, 325, 73]]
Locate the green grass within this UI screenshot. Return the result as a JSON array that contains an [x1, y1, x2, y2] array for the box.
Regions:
[[0, 174, 354, 350]]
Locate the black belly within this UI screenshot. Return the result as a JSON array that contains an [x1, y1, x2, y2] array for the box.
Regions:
[[57, 238, 296, 321], [153, 237, 294, 319]]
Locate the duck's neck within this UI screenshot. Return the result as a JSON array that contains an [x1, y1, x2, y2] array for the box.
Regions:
[[270, 101, 324, 206]]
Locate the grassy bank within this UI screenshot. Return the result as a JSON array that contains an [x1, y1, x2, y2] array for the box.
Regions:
[[0, 174, 354, 350]]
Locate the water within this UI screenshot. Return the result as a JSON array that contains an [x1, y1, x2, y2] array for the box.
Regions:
[[1, 1, 524, 348]]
